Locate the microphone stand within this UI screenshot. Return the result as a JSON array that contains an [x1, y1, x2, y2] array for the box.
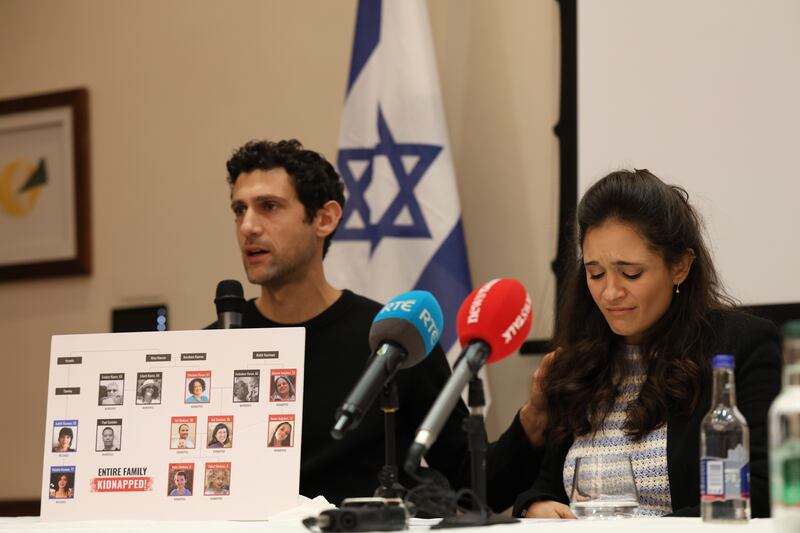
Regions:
[[465, 377, 488, 509], [434, 376, 517, 528], [374, 379, 405, 498]]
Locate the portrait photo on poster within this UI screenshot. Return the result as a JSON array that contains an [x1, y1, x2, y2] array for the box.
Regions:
[[232, 369, 259, 403], [136, 371, 162, 405], [98, 373, 124, 406], [267, 414, 294, 448], [269, 369, 296, 402], [169, 416, 196, 450], [52, 420, 78, 453], [49, 466, 75, 499], [203, 462, 231, 496], [185, 371, 210, 404], [95, 419, 121, 452], [167, 463, 194, 497], [207, 416, 233, 449]]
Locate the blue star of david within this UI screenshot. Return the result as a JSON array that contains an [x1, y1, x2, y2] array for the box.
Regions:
[[336, 107, 442, 254]]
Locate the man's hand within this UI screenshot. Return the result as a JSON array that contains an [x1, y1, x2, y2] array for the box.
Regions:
[[519, 352, 554, 447], [525, 500, 575, 519]]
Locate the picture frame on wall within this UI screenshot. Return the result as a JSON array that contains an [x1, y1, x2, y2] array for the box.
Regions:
[[0, 88, 91, 281]]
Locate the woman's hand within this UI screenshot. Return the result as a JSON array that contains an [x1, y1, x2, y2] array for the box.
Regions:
[[519, 351, 554, 447], [525, 500, 575, 519]]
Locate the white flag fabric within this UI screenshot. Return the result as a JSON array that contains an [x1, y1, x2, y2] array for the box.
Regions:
[[325, 0, 472, 354]]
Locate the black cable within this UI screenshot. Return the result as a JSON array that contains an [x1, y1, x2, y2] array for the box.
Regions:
[[302, 516, 321, 532], [402, 466, 469, 519], [452, 487, 489, 522]]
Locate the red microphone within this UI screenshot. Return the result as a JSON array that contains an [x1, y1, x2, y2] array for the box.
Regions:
[[456, 278, 533, 364], [405, 278, 533, 473]]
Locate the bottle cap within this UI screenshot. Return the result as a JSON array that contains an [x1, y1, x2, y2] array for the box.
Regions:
[[712, 354, 735, 368], [783, 320, 800, 339]]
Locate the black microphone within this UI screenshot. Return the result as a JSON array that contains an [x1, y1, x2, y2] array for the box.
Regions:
[[214, 280, 245, 329], [331, 291, 444, 440]]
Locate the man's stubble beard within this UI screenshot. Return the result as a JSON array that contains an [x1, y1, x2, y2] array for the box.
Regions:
[[244, 241, 318, 290]]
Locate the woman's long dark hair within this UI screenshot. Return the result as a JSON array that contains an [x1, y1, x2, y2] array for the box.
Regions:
[[269, 422, 292, 446], [546, 169, 736, 444]]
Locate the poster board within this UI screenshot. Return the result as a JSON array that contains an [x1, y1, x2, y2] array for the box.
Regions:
[[41, 328, 304, 521], [576, 0, 800, 306]]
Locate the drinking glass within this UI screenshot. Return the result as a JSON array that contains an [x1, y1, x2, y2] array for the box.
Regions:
[[569, 455, 640, 519]]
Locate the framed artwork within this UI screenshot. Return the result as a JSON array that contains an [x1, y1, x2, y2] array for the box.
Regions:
[[0, 88, 91, 280]]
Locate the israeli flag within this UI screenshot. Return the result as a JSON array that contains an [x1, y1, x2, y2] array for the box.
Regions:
[[325, 0, 472, 355]]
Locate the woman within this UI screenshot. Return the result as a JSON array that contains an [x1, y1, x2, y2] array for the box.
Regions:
[[52, 427, 75, 453], [268, 421, 292, 447], [49, 474, 73, 499], [137, 379, 160, 404], [205, 470, 230, 495], [514, 169, 781, 518], [207, 423, 231, 448], [270, 376, 295, 401], [186, 378, 209, 403], [169, 470, 192, 496]]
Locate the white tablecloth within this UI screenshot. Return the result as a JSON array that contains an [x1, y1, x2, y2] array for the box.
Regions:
[[0, 516, 777, 533]]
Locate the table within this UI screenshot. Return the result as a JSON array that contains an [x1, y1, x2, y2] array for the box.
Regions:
[[0, 516, 777, 533]]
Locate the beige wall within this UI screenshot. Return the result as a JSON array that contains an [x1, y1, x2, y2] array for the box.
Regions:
[[0, 0, 558, 500]]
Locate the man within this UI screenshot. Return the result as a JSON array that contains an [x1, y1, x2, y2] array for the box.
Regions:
[[100, 427, 120, 451], [171, 424, 195, 449], [101, 381, 122, 405], [233, 379, 251, 402], [217, 139, 546, 509]]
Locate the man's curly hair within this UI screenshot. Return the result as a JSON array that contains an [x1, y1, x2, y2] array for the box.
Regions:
[[226, 139, 345, 257]]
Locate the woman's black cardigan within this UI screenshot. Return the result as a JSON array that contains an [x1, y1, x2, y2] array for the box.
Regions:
[[513, 310, 782, 518]]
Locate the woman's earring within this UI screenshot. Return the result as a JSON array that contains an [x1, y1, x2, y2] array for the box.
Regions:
[[675, 283, 681, 294]]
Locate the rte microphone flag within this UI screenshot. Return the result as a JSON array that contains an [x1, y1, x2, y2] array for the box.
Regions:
[[325, 0, 472, 355]]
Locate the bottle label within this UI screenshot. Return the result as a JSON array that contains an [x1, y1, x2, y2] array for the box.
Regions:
[[785, 458, 800, 505], [701, 458, 750, 502], [772, 454, 800, 506], [702, 460, 725, 498], [740, 463, 750, 498], [770, 439, 800, 506]]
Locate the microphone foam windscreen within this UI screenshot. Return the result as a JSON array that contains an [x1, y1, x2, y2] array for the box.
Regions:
[[456, 278, 533, 364], [369, 290, 444, 368], [214, 279, 245, 313]]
